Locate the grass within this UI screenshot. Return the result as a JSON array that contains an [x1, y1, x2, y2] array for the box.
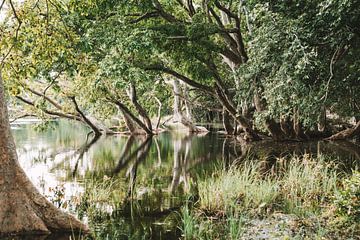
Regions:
[[182, 154, 360, 239], [181, 204, 246, 240], [76, 176, 127, 220], [198, 154, 339, 216], [74, 154, 358, 239]]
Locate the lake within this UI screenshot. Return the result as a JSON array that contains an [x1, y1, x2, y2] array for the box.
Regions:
[[11, 120, 360, 239]]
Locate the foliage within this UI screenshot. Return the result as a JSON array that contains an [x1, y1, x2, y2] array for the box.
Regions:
[[334, 171, 360, 221], [198, 155, 338, 216], [2, 0, 359, 137]]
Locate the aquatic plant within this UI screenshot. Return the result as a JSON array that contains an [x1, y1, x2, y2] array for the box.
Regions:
[[198, 155, 339, 216]]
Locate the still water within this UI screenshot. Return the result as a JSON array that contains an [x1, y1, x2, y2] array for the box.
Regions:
[[11, 120, 360, 240]]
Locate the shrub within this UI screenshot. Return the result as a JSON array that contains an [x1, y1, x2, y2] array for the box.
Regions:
[[334, 171, 360, 221]]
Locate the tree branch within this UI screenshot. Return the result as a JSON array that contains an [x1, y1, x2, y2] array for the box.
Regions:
[[144, 64, 214, 94], [152, 0, 179, 23], [111, 99, 153, 135], [129, 11, 159, 24], [69, 96, 101, 137], [15, 95, 83, 122]]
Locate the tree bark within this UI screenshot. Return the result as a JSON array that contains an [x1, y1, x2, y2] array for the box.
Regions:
[[113, 100, 152, 135], [253, 87, 286, 141], [280, 116, 295, 138], [127, 83, 153, 132], [69, 96, 101, 137], [222, 108, 234, 135], [171, 80, 208, 133], [154, 96, 162, 130], [0, 73, 87, 236], [265, 118, 286, 141], [293, 108, 307, 140], [121, 110, 142, 134]]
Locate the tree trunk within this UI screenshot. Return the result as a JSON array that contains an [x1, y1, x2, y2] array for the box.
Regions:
[[326, 120, 360, 141], [293, 108, 307, 140], [318, 106, 327, 132], [70, 96, 102, 137], [265, 118, 286, 141], [214, 85, 260, 140], [128, 83, 153, 132], [114, 100, 152, 135], [182, 83, 193, 121], [0, 74, 87, 236], [172, 79, 182, 122], [280, 116, 295, 138], [253, 88, 285, 140], [222, 108, 234, 135], [154, 96, 162, 130], [171, 79, 208, 133]]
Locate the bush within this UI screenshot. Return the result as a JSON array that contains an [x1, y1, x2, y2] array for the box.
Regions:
[[334, 171, 360, 221]]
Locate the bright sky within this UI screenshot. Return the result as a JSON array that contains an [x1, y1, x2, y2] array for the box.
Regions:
[[0, 0, 24, 22], [0, 2, 9, 22]]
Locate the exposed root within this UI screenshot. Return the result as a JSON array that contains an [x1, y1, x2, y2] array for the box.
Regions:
[[0, 165, 88, 237]]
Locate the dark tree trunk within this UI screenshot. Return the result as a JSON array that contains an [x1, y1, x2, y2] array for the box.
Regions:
[[222, 108, 234, 135], [214, 85, 260, 140], [253, 89, 286, 140], [0, 74, 87, 236], [265, 119, 286, 141], [121, 108, 145, 134], [114, 100, 152, 135], [318, 106, 327, 132], [326, 121, 360, 140], [280, 116, 296, 138], [293, 108, 307, 140], [69, 96, 101, 137], [128, 83, 152, 132]]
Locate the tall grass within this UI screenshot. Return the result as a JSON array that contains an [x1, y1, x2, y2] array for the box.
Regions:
[[198, 155, 339, 216], [77, 177, 126, 219]]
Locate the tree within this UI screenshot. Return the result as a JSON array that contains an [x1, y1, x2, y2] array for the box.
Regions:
[[0, 1, 87, 236]]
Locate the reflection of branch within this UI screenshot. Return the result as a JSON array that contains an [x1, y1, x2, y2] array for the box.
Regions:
[[113, 137, 152, 174], [72, 134, 101, 177], [125, 137, 152, 199]]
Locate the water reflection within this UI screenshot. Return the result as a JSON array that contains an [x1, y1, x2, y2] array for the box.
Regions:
[[11, 120, 360, 239]]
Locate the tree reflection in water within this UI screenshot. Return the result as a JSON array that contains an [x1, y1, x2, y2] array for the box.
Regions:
[[12, 120, 360, 239]]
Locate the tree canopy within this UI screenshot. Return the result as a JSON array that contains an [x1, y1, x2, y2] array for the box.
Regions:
[[1, 0, 359, 140]]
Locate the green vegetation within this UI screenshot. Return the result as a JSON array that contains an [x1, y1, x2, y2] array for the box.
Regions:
[[199, 155, 338, 215], [67, 153, 359, 239], [1, 0, 359, 140], [182, 155, 360, 239], [333, 171, 360, 222], [1, 0, 359, 238]]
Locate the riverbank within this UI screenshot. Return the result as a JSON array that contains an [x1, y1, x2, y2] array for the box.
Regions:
[[72, 154, 360, 239], [180, 155, 360, 239]]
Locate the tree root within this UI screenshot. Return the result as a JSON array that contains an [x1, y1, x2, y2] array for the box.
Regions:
[[0, 165, 88, 237]]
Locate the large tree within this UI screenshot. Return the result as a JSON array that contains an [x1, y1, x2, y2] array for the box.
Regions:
[[0, 1, 87, 236]]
